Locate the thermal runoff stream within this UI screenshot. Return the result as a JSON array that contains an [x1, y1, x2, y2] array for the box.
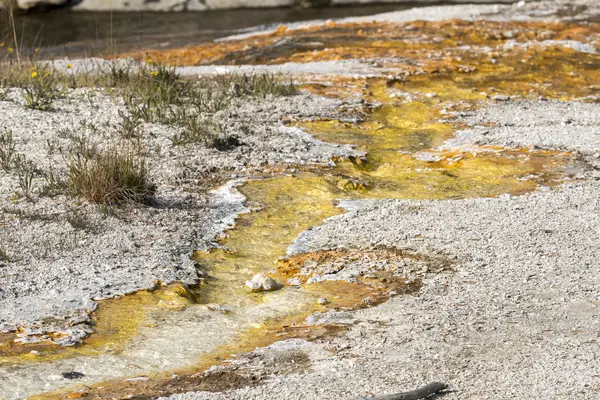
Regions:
[[1, 18, 598, 399]]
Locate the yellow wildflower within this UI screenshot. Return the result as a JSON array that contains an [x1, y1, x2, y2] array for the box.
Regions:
[[149, 70, 159, 76], [31, 71, 38, 78], [7, 47, 13, 53], [67, 63, 72, 69]]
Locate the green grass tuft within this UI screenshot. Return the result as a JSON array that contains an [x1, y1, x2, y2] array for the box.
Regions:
[[68, 148, 155, 206]]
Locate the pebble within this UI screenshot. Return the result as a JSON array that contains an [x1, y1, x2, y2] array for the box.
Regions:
[[490, 95, 511, 102], [245, 273, 283, 293], [317, 297, 329, 305], [61, 371, 85, 380], [413, 152, 442, 163]]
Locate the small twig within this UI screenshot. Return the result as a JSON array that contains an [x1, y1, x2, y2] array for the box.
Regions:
[[361, 382, 449, 400]]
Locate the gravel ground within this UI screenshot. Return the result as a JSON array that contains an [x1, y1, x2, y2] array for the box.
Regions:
[[446, 100, 600, 157], [0, 89, 360, 338], [163, 99, 600, 400]]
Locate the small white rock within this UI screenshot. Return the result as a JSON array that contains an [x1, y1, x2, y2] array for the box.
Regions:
[[413, 152, 442, 163], [245, 273, 282, 293], [317, 297, 329, 305]]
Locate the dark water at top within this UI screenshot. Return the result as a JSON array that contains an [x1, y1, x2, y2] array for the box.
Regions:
[[1, 4, 418, 58]]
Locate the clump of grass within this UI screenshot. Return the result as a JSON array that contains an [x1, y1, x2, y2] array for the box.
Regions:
[[68, 147, 155, 205], [124, 95, 163, 124], [172, 116, 241, 150], [0, 129, 38, 197], [0, 62, 62, 110], [103, 64, 133, 88], [216, 73, 298, 99], [40, 166, 67, 198], [190, 86, 231, 114], [119, 63, 190, 124], [61, 124, 99, 159], [147, 64, 186, 102]]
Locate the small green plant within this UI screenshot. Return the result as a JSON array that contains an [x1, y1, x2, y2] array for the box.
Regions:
[[68, 147, 155, 205], [80, 120, 99, 134], [172, 116, 220, 147], [124, 94, 160, 124], [115, 63, 189, 124], [1, 206, 53, 221], [0, 246, 9, 262], [68, 130, 99, 160], [40, 166, 67, 197], [22, 67, 59, 111], [0, 86, 8, 101], [97, 203, 121, 218], [104, 64, 132, 88], [172, 116, 240, 150], [66, 211, 99, 233], [148, 64, 185, 101], [117, 109, 142, 139], [46, 138, 59, 155], [0, 129, 16, 171], [14, 154, 35, 198], [190, 86, 231, 114]]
